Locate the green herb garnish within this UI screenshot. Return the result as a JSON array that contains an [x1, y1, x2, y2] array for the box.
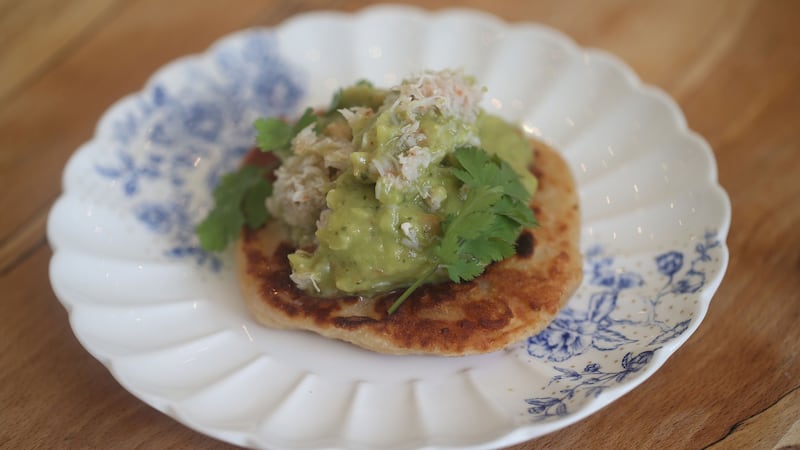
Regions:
[[196, 165, 272, 252], [254, 107, 316, 159], [198, 109, 318, 252], [387, 146, 537, 314]]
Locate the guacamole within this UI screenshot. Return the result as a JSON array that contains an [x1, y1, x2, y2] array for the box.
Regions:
[[266, 70, 536, 297]]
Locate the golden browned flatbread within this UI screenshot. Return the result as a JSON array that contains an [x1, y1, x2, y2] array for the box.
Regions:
[[236, 141, 582, 356]]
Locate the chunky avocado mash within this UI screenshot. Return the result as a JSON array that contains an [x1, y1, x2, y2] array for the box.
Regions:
[[196, 70, 538, 305], [272, 71, 536, 297]]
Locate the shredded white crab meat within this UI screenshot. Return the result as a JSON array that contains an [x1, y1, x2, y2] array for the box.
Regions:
[[290, 269, 320, 292], [389, 69, 483, 123], [397, 145, 433, 181], [400, 221, 420, 249], [266, 125, 354, 239], [374, 70, 483, 205], [338, 106, 373, 134], [287, 249, 323, 292]]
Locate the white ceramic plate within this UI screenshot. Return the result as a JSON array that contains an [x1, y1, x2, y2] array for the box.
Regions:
[[48, 5, 731, 449]]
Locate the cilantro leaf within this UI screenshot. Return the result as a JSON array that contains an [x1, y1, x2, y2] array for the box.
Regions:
[[452, 145, 530, 201], [254, 108, 317, 159], [254, 117, 292, 152], [196, 165, 271, 252], [388, 146, 537, 314], [242, 181, 272, 228], [436, 186, 503, 264], [200, 108, 313, 252], [293, 108, 318, 133], [327, 88, 343, 114], [493, 196, 537, 228]]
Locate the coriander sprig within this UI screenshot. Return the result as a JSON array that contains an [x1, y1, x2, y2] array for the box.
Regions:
[[387, 146, 537, 314], [196, 165, 272, 252], [253, 108, 316, 159], [197, 110, 317, 252]]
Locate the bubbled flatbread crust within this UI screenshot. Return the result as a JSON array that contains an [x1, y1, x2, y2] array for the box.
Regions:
[[236, 141, 582, 356]]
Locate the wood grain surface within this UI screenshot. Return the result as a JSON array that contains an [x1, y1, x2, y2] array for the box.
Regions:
[[1, 0, 798, 448]]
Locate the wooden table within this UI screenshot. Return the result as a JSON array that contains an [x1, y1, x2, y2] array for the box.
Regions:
[[2, 1, 798, 448]]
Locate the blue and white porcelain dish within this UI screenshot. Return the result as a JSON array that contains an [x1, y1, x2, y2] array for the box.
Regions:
[[47, 5, 731, 449]]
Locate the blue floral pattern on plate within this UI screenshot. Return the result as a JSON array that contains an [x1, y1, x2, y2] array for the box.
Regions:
[[525, 349, 656, 419], [524, 230, 722, 420], [93, 32, 305, 270]]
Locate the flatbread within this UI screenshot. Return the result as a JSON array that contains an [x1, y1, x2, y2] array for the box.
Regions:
[[236, 141, 582, 356]]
